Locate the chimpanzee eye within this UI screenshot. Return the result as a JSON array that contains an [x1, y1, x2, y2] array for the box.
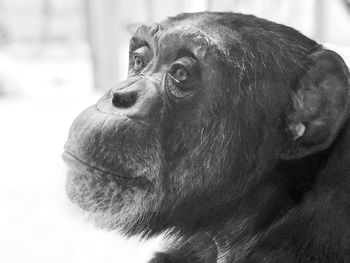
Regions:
[[173, 67, 189, 82], [129, 45, 151, 73], [168, 65, 193, 91], [166, 57, 200, 99], [169, 57, 199, 86], [133, 56, 144, 70]]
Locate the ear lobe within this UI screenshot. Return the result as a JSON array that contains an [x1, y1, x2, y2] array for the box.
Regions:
[[282, 48, 350, 159]]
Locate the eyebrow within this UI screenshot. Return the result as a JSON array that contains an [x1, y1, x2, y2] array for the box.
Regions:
[[133, 24, 162, 41]]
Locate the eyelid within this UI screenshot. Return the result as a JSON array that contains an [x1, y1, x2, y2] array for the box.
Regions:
[[129, 37, 149, 51], [130, 46, 152, 63], [175, 48, 197, 61], [130, 41, 150, 54], [133, 46, 148, 54]]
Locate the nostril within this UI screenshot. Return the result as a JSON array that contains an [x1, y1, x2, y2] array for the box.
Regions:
[[112, 91, 138, 108]]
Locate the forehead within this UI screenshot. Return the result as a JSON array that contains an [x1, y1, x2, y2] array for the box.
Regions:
[[132, 21, 228, 57]]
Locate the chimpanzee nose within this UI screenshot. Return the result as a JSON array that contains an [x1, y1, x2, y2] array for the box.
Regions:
[[106, 77, 161, 122], [112, 89, 138, 108], [111, 78, 141, 108]]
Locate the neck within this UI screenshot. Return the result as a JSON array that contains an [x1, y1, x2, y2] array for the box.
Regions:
[[212, 117, 350, 259]]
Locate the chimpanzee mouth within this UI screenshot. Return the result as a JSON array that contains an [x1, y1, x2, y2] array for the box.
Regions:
[[62, 151, 133, 180]]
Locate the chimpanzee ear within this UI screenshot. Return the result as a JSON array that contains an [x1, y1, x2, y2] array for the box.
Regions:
[[282, 48, 350, 159]]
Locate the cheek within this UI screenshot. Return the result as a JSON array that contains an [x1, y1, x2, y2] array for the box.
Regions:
[[164, 118, 233, 196]]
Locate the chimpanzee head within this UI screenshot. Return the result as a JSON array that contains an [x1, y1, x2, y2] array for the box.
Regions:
[[63, 12, 350, 237]]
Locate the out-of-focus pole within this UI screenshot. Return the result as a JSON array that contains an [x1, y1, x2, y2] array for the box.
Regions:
[[86, 0, 122, 91], [314, 0, 325, 43]]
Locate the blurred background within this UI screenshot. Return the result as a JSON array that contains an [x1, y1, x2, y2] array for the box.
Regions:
[[0, 1, 350, 263]]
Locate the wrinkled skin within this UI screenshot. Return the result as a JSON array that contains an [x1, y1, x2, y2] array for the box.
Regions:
[[63, 12, 350, 263]]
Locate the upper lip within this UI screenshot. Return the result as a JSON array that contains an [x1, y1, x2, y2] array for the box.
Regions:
[[62, 151, 132, 180]]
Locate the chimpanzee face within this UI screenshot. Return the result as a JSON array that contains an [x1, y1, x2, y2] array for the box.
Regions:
[[63, 12, 350, 238], [63, 15, 243, 234]]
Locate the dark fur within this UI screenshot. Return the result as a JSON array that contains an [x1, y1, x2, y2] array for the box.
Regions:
[[63, 12, 350, 262]]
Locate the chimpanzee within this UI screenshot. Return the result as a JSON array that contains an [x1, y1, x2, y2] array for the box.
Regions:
[[63, 12, 350, 263]]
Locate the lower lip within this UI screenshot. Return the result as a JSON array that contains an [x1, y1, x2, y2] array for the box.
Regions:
[[62, 151, 82, 167], [62, 151, 133, 180]]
